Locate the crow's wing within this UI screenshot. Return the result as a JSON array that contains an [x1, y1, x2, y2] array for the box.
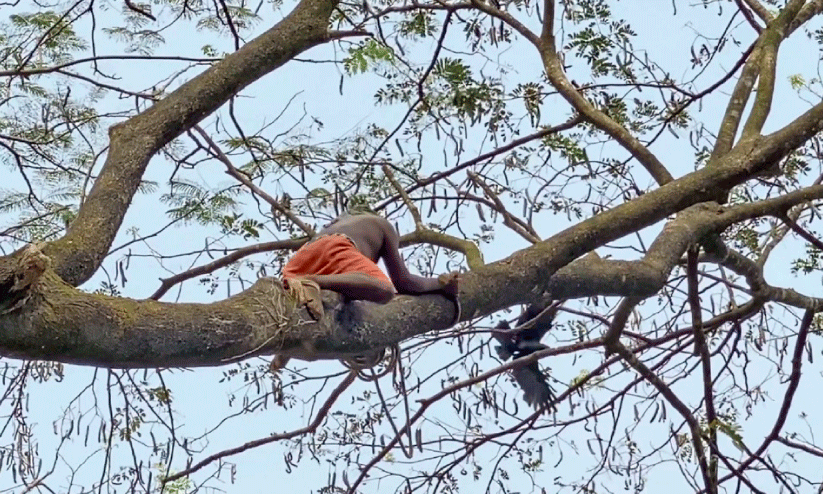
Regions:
[[492, 320, 515, 360], [515, 302, 558, 344], [511, 362, 552, 409]]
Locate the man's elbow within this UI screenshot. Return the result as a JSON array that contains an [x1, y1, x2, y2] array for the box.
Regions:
[[373, 283, 397, 304]]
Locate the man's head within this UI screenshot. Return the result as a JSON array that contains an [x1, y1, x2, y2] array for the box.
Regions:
[[346, 195, 379, 216]]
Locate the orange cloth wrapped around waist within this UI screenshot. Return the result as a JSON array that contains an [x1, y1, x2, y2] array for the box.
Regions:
[[282, 234, 393, 286]]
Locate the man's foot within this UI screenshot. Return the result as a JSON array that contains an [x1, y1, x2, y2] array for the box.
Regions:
[[285, 277, 324, 320]]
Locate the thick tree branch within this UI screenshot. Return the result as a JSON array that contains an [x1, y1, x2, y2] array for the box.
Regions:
[[44, 0, 339, 286], [603, 296, 644, 356], [0, 205, 708, 367], [540, 0, 554, 42], [789, 0, 823, 34], [712, 0, 807, 162], [3, 95, 823, 366], [709, 48, 763, 162], [741, 0, 774, 23], [739, 42, 777, 140], [703, 236, 823, 310], [740, 0, 806, 141], [734, 0, 765, 32]]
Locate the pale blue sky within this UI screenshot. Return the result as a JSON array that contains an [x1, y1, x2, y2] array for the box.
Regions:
[[3, 0, 823, 493]]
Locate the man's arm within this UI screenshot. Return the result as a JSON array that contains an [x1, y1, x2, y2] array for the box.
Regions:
[[378, 219, 444, 294]]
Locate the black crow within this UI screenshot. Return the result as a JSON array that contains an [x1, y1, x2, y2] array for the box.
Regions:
[[492, 302, 558, 409]]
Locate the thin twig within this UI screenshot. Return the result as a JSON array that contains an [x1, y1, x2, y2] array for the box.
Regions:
[[688, 246, 719, 487], [191, 125, 315, 235], [382, 164, 423, 230], [374, 117, 582, 212], [162, 371, 357, 484], [148, 238, 306, 300], [608, 341, 715, 493], [467, 172, 540, 244], [708, 309, 815, 491]]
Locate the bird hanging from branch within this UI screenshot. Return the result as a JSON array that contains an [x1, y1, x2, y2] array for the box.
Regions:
[[492, 301, 561, 410]]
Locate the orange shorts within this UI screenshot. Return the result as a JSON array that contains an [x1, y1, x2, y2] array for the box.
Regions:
[[282, 234, 393, 286]]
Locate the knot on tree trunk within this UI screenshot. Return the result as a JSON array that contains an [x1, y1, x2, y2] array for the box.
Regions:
[[0, 244, 51, 313]]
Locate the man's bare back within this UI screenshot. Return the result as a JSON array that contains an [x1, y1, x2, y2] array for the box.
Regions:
[[318, 214, 388, 262], [283, 213, 459, 306], [318, 214, 458, 296]]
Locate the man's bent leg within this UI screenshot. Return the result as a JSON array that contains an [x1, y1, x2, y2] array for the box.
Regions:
[[306, 273, 396, 304], [283, 277, 324, 320]]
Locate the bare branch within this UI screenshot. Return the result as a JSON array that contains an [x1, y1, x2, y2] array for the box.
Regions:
[[375, 116, 582, 212], [778, 212, 823, 252], [708, 48, 763, 162], [149, 238, 306, 301], [603, 296, 644, 357], [540, 0, 554, 42], [734, 0, 765, 32], [714, 0, 807, 160], [382, 164, 424, 230], [789, 0, 823, 34], [703, 236, 823, 310], [688, 246, 719, 486], [467, 172, 541, 244], [739, 43, 777, 140], [123, 0, 156, 21], [607, 341, 715, 493], [0, 55, 218, 78], [163, 370, 357, 483], [776, 436, 823, 457], [191, 125, 315, 235], [710, 309, 814, 491], [740, 0, 774, 23]]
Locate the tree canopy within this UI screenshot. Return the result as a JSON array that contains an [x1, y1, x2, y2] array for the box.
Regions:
[[1, 0, 823, 492]]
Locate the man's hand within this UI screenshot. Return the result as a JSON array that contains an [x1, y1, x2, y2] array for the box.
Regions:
[[437, 272, 461, 325], [437, 272, 460, 297]]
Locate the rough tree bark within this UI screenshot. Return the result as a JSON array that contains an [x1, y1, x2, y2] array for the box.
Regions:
[[0, 0, 822, 371]]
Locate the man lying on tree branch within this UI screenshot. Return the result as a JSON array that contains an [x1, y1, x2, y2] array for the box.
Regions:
[[271, 210, 461, 371]]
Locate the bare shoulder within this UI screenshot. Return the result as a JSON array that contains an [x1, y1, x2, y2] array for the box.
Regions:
[[370, 215, 396, 233]]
